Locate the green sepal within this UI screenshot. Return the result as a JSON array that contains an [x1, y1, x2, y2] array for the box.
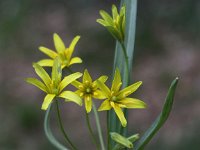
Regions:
[[110, 132, 133, 149]]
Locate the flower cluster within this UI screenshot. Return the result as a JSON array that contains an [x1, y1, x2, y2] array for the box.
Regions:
[[26, 32, 146, 127]]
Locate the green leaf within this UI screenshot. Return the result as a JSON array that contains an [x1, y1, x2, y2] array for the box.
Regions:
[[44, 103, 69, 150], [135, 77, 179, 150]]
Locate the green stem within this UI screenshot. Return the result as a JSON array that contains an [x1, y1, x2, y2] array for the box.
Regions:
[[107, 112, 111, 150], [85, 111, 100, 150], [121, 42, 129, 84], [55, 100, 78, 150], [93, 104, 106, 150]]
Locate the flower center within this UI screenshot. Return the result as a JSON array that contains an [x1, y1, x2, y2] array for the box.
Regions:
[[86, 88, 92, 94], [111, 96, 117, 101]]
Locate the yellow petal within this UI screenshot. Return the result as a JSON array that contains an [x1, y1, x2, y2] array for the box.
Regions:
[[39, 46, 58, 59], [83, 69, 92, 83], [67, 36, 80, 60], [112, 103, 127, 127], [98, 99, 112, 111], [26, 78, 47, 93], [99, 10, 113, 25], [112, 4, 119, 19], [118, 81, 142, 99], [96, 80, 110, 97], [69, 57, 82, 66], [96, 19, 110, 26], [71, 80, 82, 89], [119, 98, 147, 109], [93, 90, 107, 99], [42, 94, 55, 110], [111, 68, 122, 92], [93, 75, 108, 86], [59, 91, 82, 106], [33, 63, 51, 88], [37, 59, 54, 67], [59, 72, 82, 92], [53, 33, 65, 53], [85, 95, 92, 113]]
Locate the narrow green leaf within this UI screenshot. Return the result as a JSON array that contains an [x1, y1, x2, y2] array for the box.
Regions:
[[135, 77, 179, 150], [44, 104, 68, 150]]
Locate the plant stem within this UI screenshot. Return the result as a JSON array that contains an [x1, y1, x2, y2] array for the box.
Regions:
[[55, 100, 78, 150], [85, 111, 100, 150], [121, 42, 129, 84], [107, 112, 111, 150], [93, 104, 106, 150]]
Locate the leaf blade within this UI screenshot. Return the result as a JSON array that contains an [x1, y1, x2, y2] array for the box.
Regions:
[[135, 77, 179, 150]]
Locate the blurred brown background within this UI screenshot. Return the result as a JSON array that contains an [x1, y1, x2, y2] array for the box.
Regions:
[[0, 0, 200, 149]]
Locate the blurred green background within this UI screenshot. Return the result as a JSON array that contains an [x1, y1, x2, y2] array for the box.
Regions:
[[0, 0, 200, 149]]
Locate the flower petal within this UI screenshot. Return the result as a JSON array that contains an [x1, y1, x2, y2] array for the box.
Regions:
[[83, 69, 92, 83], [59, 72, 82, 92], [71, 80, 82, 89], [98, 99, 112, 111], [39, 46, 58, 58], [93, 90, 107, 99], [96, 19, 110, 27], [53, 33, 65, 53], [96, 80, 110, 97], [118, 81, 142, 99], [42, 94, 55, 110], [26, 78, 47, 93], [93, 75, 108, 86], [67, 36, 80, 60], [112, 4, 119, 19], [51, 57, 62, 87], [37, 59, 54, 67], [85, 95, 92, 113], [59, 91, 82, 106], [33, 63, 51, 87], [119, 98, 147, 109], [99, 10, 113, 25], [111, 68, 122, 92], [69, 57, 82, 66], [112, 103, 127, 127]]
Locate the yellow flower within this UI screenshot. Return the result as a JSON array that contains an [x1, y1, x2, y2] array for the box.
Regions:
[[71, 69, 108, 113], [26, 57, 83, 110], [97, 69, 146, 127], [97, 5, 125, 43], [37, 33, 82, 69]]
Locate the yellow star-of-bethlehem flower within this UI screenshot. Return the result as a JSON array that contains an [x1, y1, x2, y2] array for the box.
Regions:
[[71, 69, 108, 113], [97, 4, 125, 43], [97, 69, 147, 127], [26, 57, 83, 110], [37, 33, 82, 69]]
